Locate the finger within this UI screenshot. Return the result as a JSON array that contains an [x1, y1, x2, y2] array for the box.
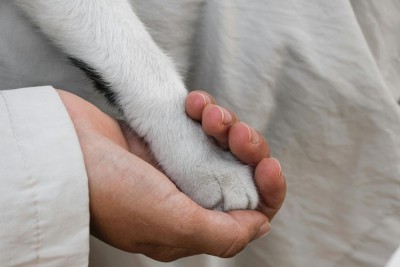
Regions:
[[255, 158, 286, 221], [186, 209, 269, 258], [229, 122, 270, 166], [185, 90, 216, 121], [202, 105, 238, 148]]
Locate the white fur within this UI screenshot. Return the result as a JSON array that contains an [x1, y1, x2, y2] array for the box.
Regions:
[[15, 0, 258, 211]]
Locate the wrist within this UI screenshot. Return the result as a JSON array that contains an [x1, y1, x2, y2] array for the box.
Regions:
[[57, 89, 128, 150]]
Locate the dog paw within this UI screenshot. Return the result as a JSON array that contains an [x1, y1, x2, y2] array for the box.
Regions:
[[182, 151, 259, 211], [159, 124, 259, 211], [125, 96, 259, 211]]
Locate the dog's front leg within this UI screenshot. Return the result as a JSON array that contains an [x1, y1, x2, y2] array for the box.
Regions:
[[15, 0, 258, 211]]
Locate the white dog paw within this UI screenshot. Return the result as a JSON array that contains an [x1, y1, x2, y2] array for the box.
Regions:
[[162, 136, 259, 211], [127, 99, 259, 211]]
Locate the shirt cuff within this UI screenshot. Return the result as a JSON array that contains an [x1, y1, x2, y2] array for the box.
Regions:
[[0, 86, 89, 266]]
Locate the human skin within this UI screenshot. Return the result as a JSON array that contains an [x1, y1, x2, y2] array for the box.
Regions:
[[57, 89, 286, 262]]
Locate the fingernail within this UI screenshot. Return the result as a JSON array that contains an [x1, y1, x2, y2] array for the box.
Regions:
[[271, 158, 282, 178], [216, 106, 233, 125], [238, 122, 261, 144], [256, 221, 271, 239], [196, 93, 211, 106], [249, 127, 261, 144]]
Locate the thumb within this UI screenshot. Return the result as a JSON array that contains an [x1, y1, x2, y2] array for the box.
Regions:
[[188, 209, 269, 258]]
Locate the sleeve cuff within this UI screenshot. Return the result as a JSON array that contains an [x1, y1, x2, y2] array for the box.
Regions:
[[0, 86, 89, 266]]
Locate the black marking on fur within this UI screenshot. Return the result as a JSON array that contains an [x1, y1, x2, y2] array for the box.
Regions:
[[69, 57, 121, 109]]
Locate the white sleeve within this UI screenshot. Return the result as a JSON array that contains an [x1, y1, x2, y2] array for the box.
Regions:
[[0, 87, 89, 266]]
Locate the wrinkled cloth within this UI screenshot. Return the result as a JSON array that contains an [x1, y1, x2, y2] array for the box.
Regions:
[[0, 0, 399, 266], [387, 246, 400, 267]]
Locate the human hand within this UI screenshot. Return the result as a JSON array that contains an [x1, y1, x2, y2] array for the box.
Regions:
[[58, 89, 285, 261], [185, 91, 286, 220]]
